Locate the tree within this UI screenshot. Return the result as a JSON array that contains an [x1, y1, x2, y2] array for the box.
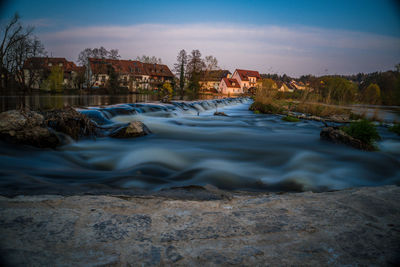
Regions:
[[12, 36, 46, 91], [0, 12, 46, 93], [136, 55, 162, 64], [161, 82, 173, 102], [363, 83, 381, 104], [42, 65, 63, 93], [204, 55, 219, 71], [106, 64, 119, 93], [186, 49, 205, 96], [77, 46, 120, 89], [173, 49, 187, 99], [320, 77, 357, 104]]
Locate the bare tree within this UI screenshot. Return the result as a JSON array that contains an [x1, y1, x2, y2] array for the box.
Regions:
[[77, 47, 120, 89], [109, 49, 120, 60], [186, 49, 204, 76], [0, 13, 35, 91], [204, 55, 219, 72], [11, 36, 47, 91], [136, 55, 162, 64]]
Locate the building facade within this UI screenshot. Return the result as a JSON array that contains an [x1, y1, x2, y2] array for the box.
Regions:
[[22, 57, 80, 90], [231, 69, 261, 93], [199, 70, 231, 93], [219, 77, 242, 95], [87, 58, 174, 92]]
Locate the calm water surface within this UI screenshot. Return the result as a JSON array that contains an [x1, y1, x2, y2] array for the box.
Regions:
[[0, 98, 399, 194]]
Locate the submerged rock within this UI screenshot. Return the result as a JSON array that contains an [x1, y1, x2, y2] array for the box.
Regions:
[[109, 121, 151, 138], [320, 127, 375, 151], [214, 111, 228, 116]]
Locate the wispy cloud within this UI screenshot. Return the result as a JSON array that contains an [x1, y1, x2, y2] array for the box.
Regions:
[[24, 18, 55, 28], [39, 23, 400, 76]]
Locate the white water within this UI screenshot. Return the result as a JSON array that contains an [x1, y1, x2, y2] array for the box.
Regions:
[[0, 98, 399, 194]]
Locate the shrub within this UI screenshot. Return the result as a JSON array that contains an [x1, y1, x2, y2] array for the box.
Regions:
[[389, 123, 400, 135], [342, 120, 381, 145], [249, 101, 283, 114], [282, 115, 300, 122]]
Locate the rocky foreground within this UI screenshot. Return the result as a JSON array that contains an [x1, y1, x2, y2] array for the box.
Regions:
[[0, 185, 399, 266]]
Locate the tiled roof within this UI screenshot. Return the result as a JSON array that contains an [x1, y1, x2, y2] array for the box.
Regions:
[[235, 69, 261, 81], [223, 78, 241, 88], [23, 57, 78, 72], [200, 70, 231, 81], [88, 58, 174, 77]]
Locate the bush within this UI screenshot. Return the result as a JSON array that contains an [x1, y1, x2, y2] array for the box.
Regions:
[[249, 101, 283, 114], [389, 123, 400, 135], [282, 115, 300, 122], [342, 120, 381, 145]]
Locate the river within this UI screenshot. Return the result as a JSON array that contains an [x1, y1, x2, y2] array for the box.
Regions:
[[0, 98, 399, 195]]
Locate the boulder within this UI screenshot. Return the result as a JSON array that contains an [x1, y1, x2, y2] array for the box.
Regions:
[[109, 121, 151, 138], [0, 109, 44, 132], [42, 107, 97, 140], [214, 111, 228, 116], [0, 110, 60, 148], [320, 127, 375, 151]]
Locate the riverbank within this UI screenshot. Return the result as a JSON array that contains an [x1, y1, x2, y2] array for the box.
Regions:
[[0, 185, 399, 266]]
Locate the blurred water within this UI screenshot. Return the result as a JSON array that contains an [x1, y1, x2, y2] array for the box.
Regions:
[[0, 98, 399, 194]]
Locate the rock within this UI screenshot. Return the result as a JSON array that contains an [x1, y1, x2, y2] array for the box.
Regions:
[[109, 121, 151, 138], [320, 127, 375, 151], [0, 108, 97, 148], [42, 107, 97, 140], [0, 185, 399, 266], [214, 111, 228, 116], [0, 109, 44, 132], [0, 109, 60, 148]]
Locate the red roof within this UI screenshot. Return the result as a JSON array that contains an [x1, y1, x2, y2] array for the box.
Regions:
[[222, 78, 241, 88], [23, 57, 78, 72], [235, 69, 260, 81], [88, 58, 174, 78]]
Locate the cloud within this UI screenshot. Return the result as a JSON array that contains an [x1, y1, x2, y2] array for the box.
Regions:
[[38, 23, 400, 77]]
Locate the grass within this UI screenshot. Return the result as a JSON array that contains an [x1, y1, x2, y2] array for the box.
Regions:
[[389, 123, 400, 135], [251, 87, 371, 122], [282, 115, 300, 122], [342, 120, 381, 146]]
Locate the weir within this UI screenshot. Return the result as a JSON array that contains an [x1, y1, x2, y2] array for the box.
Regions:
[[0, 98, 399, 196]]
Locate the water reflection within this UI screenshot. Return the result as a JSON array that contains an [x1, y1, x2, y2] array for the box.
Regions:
[[0, 94, 224, 112]]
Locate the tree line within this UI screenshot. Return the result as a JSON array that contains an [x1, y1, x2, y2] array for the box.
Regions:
[[261, 66, 400, 106]]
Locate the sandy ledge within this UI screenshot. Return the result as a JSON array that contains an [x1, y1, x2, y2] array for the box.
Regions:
[[0, 185, 399, 266]]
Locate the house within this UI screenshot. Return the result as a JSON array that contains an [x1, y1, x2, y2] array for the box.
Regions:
[[219, 77, 241, 95], [22, 57, 80, 89], [289, 80, 306, 90], [277, 81, 294, 92], [231, 69, 261, 93], [87, 58, 174, 91], [199, 70, 231, 93]]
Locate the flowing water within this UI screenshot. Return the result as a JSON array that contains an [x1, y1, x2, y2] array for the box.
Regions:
[[0, 98, 399, 194]]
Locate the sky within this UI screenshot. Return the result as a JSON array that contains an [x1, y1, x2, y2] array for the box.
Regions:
[[1, 0, 400, 77]]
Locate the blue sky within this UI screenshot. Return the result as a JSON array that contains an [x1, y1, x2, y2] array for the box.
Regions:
[[1, 0, 400, 76]]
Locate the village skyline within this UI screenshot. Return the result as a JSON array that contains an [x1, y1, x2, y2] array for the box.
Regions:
[[1, 0, 400, 77]]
